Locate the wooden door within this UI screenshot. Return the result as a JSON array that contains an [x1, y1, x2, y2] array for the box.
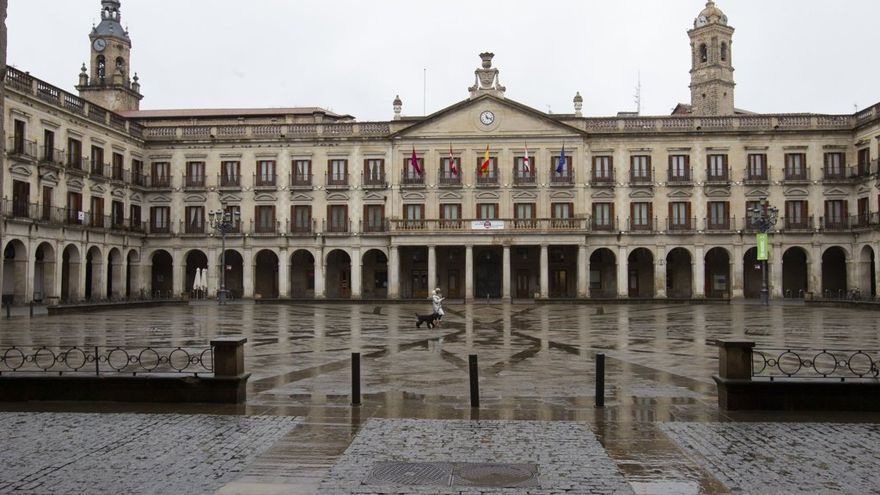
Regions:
[[516, 270, 530, 298], [447, 270, 460, 298]]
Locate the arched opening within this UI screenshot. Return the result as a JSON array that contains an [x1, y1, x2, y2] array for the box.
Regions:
[[743, 247, 761, 299], [254, 250, 279, 299], [85, 246, 103, 301], [290, 250, 315, 298], [474, 246, 503, 299], [666, 248, 693, 298], [859, 245, 876, 298], [720, 42, 728, 62], [185, 250, 208, 298], [699, 43, 708, 63], [362, 249, 388, 299], [589, 248, 617, 298], [782, 247, 809, 298], [704, 247, 731, 298], [2, 240, 28, 305], [33, 242, 57, 303], [115, 56, 126, 78], [399, 246, 428, 299], [220, 250, 244, 299], [549, 245, 578, 298], [821, 246, 848, 298], [96, 55, 106, 81], [107, 247, 123, 300], [61, 244, 81, 302], [325, 249, 351, 299], [151, 250, 173, 298], [627, 248, 654, 298], [126, 250, 140, 298]]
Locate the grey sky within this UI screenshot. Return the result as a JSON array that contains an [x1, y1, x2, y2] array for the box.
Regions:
[[8, 0, 880, 121]]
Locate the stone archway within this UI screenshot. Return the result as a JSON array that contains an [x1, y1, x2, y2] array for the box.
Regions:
[[743, 247, 761, 299], [85, 246, 103, 301], [325, 249, 351, 299], [666, 247, 693, 298], [858, 245, 876, 299], [126, 250, 140, 299], [107, 247, 124, 300], [627, 248, 654, 298], [704, 247, 731, 299], [821, 246, 848, 298], [254, 249, 279, 299], [589, 248, 617, 298], [2, 239, 28, 305], [290, 249, 315, 298], [219, 250, 244, 299], [151, 250, 173, 298], [362, 249, 388, 299], [61, 244, 82, 302], [782, 247, 809, 298], [33, 242, 57, 303], [185, 250, 208, 298]]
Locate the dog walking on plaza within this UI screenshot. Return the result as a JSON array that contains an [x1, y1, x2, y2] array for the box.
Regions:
[[431, 288, 445, 327]]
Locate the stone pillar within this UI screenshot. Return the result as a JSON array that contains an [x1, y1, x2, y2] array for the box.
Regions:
[[846, 259, 857, 292], [242, 249, 254, 298], [539, 244, 549, 299], [654, 249, 667, 299], [874, 255, 880, 300], [111, 259, 125, 299], [770, 243, 783, 298], [577, 245, 588, 298], [209, 248, 219, 298], [53, 244, 65, 302], [731, 243, 744, 299], [278, 249, 290, 298], [314, 247, 326, 299], [502, 244, 511, 301], [464, 245, 474, 301], [810, 244, 822, 296], [427, 245, 437, 295], [617, 246, 628, 298], [351, 247, 362, 299], [717, 340, 755, 379], [25, 242, 35, 302], [76, 245, 87, 301], [210, 336, 250, 403], [172, 248, 183, 298], [387, 245, 399, 299], [693, 246, 705, 298]]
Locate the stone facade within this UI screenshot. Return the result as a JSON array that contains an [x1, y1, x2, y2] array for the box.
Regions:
[[2, 0, 879, 304]]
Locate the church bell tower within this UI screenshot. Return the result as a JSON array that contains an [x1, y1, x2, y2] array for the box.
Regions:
[[688, 1, 735, 116], [76, 0, 142, 112]]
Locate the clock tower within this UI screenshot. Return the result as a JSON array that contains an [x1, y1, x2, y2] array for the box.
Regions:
[[76, 0, 142, 112], [688, 1, 734, 116]]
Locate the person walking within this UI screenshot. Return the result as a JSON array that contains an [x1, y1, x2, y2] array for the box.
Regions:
[[431, 288, 445, 327]]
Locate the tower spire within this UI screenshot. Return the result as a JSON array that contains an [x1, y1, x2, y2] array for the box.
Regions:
[[93, 0, 129, 42]]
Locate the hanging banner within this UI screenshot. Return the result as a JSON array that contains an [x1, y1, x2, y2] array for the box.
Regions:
[[756, 233, 769, 261], [470, 220, 505, 230]]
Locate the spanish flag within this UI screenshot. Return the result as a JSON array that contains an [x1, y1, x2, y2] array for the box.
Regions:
[[480, 145, 491, 176]]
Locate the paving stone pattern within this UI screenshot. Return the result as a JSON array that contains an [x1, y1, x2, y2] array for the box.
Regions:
[[0, 412, 298, 495], [661, 422, 880, 494], [317, 418, 633, 494]]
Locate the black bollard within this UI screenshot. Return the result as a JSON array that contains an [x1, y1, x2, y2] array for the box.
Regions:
[[29, 301, 34, 317], [5, 302, 9, 319], [595, 353, 605, 408], [469, 354, 480, 409], [351, 352, 361, 405]]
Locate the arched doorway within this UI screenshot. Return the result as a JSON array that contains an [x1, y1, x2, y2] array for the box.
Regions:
[[85, 246, 103, 301], [589, 248, 617, 298], [666, 248, 693, 298], [107, 248, 123, 300], [61, 244, 81, 302], [859, 245, 876, 298], [362, 249, 388, 299], [474, 246, 502, 299], [220, 250, 244, 298], [185, 250, 208, 298], [822, 246, 848, 298], [151, 250, 173, 298], [627, 248, 654, 298], [33, 242, 57, 303], [743, 247, 761, 299], [2, 239, 28, 305], [126, 250, 140, 298], [290, 249, 315, 298], [254, 249, 279, 299], [325, 249, 351, 299], [704, 247, 731, 298], [782, 247, 808, 298]]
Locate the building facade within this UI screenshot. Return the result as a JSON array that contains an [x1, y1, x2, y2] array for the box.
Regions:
[[2, 0, 879, 304]]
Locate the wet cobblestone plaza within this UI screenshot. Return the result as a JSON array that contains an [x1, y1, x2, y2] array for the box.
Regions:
[[2, 301, 880, 493]]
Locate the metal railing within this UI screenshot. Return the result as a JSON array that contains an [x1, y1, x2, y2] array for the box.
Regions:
[[390, 217, 591, 232], [781, 166, 810, 183], [781, 216, 814, 232], [218, 173, 241, 189], [39, 147, 65, 166], [513, 172, 536, 185], [704, 171, 730, 184], [254, 173, 277, 188], [629, 170, 653, 184], [288, 219, 315, 235], [7, 137, 37, 159], [666, 217, 696, 233], [290, 173, 312, 188], [704, 216, 737, 231], [145, 175, 173, 189], [753, 347, 879, 380], [184, 174, 207, 188], [438, 173, 461, 186], [361, 219, 389, 233], [667, 167, 693, 184], [323, 219, 351, 233], [551, 172, 574, 185], [475, 171, 499, 186], [400, 173, 425, 187], [251, 219, 279, 235], [362, 171, 387, 188], [0, 345, 213, 376], [0, 200, 145, 232], [626, 217, 655, 232], [326, 172, 348, 188], [591, 217, 617, 231]]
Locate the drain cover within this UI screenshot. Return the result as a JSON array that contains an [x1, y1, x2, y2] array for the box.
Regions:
[[365, 461, 539, 488]]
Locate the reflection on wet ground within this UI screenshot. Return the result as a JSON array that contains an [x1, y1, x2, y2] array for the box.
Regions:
[[3, 301, 880, 494]]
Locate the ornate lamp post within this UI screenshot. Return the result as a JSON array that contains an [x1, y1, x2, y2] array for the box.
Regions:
[[747, 198, 779, 305], [208, 206, 240, 305]]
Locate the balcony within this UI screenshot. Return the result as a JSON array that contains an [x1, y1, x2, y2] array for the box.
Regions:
[[323, 219, 351, 234], [851, 164, 873, 180], [361, 219, 388, 233], [288, 219, 315, 236], [39, 147, 65, 168], [362, 171, 387, 189], [821, 167, 851, 184], [181, 220, 206, 235], [66, 156, 88, 175], [552, 172, 575, 186], [781, 166, 810, 185], [820, 216, 851, 232], [400, 172, 425, 188], [254, 174, 277, 190], [591, 217, 618, 232], [705, 216, 736, 232], [513, 171, 536, 187], [626, 217, 655, 232], [438, 172, 461, 187], [0, 200, 148, 233], [667, 167, 693, 186], [145, 175, 173, 190], [666, 217, 696, 233], [184, 174, 207, 190], [629, 171, 653, 186], [388, 218, 589, 233], [780, 216, 814, 232], [326, 172, 349, 190], [251, 220, 279, 235], [289, 173, 312, 190], [704, 171, 730, 186], [130, 173, 147, 188], [475, 171, 499, 187], [110, 166, 127, 184], [743, 170, 770, 186], [7, 137, 37, 161], [148, 222, 172, 235], [218, 173, 241, 190], [89, 159, 110, 179]]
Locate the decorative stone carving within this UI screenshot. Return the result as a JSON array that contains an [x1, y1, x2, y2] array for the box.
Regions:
[[468, 53, 506, 99]]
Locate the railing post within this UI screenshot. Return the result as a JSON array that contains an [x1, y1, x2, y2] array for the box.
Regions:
[[595, 353, 605, 408], [210, 337, 248, 377], [352, 352, 361, 405], [469, 354, 480, 408], [5, 302, 10, 319], [95, 346, 100, 376], [717, 340, 755, 379]]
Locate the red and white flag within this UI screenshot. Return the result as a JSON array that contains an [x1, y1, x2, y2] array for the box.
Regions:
[[449, 144, 458, 176], [522, 144, 531, 174]]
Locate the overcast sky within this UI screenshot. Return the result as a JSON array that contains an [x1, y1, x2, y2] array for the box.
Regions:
[[8, 0, 880, 121]]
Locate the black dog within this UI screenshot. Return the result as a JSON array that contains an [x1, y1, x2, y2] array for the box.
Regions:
[[415, 313, 438, 329]]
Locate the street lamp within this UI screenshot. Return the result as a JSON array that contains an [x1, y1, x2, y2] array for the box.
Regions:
[[747, 198, 779, 305], [208, 206, 240, 304]]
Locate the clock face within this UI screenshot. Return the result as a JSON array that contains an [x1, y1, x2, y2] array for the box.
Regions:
[[479, 110, 495, 125], [93, 38, 107, 52]]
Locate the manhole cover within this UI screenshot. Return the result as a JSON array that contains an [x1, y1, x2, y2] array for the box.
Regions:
[[454, 462, 539, 488], [366, 461, 452, 486], [365, 461, 539, 488]]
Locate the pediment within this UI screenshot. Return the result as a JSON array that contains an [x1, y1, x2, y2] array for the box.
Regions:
[[290, 192, 313, 202], [822, 187, 849, 197], [325, 192, 349, 201], [511, 190, 538, 200], [438, 191, 462, 200], [549, 190, 575, 200], [590, 189, 615, 200], [363, 192, 386, 202], [40, 171, 60, 186], [857, 185, 871, 195], [66, 177, 85, 190], [744, 188, 770, 198], [474, 191, 500, 200], [401, 191, 426, 201], [9, 165, 32, 178], [254, 192, 278, 202], [393, 95, 585, 139], [111, 188, 126, 199], [130, 192, 143, 203], [151, 194, 172, 203], [783, 187, 809, 197], [629, 189, 654, 199], [184, 194, 207, 203], [219, 194, 242, 203], [667, 188, 693, 198], [89, 184, 107, 194], [704, 187, 731, 198]]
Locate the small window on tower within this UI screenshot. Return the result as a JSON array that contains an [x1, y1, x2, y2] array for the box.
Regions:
[[96, 55, 106, 80], [720, 42, 728, 62], [699, 44, 708, 63], [116, 57, 126, 77]]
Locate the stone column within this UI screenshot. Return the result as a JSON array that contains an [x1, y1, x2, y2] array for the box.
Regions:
[[111, 259, 125, 299], [810, 244, 822, 296], [617, 246, 628, 298], [351, 247, 362, 299], [387, 245, 399, 299], [76, 245, 87, 301], [846, 259, 857, 292], [539, 244, 549, 299], [314, 247, 325, 299], [654, 249, 667, 299], [25, 242, 35, 302], [465, 245, 474, 301], [770, 243, 783, 298], [242, 248, 254, 298], [731, 243, 744, 299], [208, 248, 219, 297], [427, 246, 437, 294], [577, 245, 588, 298], [172, 248, 183, 298], [874, 255, 880, 300], [502, 244, 511, 301], [693, 246, 705, 298], [278, 249, 290, 298], [53, 244, 65, 302]]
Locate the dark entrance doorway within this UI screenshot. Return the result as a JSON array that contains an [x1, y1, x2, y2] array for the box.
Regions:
[[474, 246, 502, 299]]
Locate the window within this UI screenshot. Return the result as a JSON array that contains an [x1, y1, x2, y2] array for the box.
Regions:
[[221, 161, 240, 187], [824, 200, 847, 229], [476, 157, 498, 184], [111, 200, 125, 228], [514, 156, 534, 181], [477, 203, 498, 220], [707, 154, 728, 181], [42, 129, 55, 163], [630, 155, 651, 182], [592, 202, 613, 230], [67, 138, 83, 169], [784, 153, 807, 180], [256, 160, 276, 186], [224, 205, 241, 233], [363, 205, 385, 232], [130, 204, 142, 231], [12, 120, 26, 154], [41, 186, 52, 221], [150, 206, 170, 233], [112, 153, 124, 180], [291, 205, 312, 233], [552, 202, 574, 228], [185, 206, 205, 233], [857, 197, 870, 226], [857, 148, 871, 176], [364, 159, 385, 184], [96, 55, 106, 81], [90, 145, 105, 175], [11, 180, 30, 217], [404, 156, 424, 180], [553, 154, 572, 177], [292, 160, 311, 185], [440, 156, 460, 183], [403, 204, 425, 229], [592, 156, 613, 182], [747, 154, 767, 180], [824, 152, 844, 178], [440, 204, 461, 229], [328, 159, 347, 185], [327, 205, 348, 232], [669, 202, 691, 230], [132, 159, 144, 186], [784, 200, 808, 229], [186, 161, 205, 187], [67, 192, 83, 224], [699, 44, 707, 63], [707, 201, 730, 229], [255, 205, 276, 233], [630, 202, 652, 230], [514, 203, 536, 228], [720, 42, 728, 62], [151, 162, 170, 187], [90, 197, 105, 227], [668, 155, 690, 181]]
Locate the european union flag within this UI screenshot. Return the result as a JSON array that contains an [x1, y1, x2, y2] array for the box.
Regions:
[[556, 144, 566, 174]]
